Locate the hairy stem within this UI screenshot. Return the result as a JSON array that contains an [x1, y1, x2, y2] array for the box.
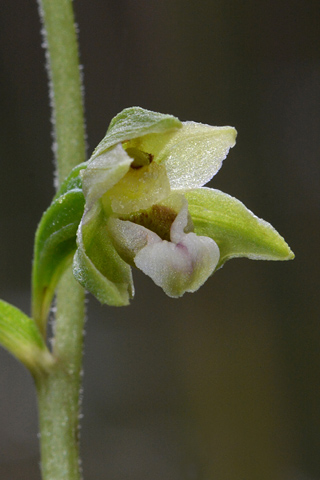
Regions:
[[36, 270, 85, 480], [38, 0, 86, 184], [36, 0, 86, 478]]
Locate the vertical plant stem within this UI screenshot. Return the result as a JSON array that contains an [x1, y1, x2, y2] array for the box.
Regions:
[[35, 0, 86, 479], [35, 271, 85, 480], [38, 0, 86, 184]]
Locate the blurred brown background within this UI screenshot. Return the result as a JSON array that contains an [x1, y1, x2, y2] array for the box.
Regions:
[[0, 1, 319, 479]]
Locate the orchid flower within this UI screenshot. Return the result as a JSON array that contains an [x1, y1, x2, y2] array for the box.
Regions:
[[69, 107, 293, 306]]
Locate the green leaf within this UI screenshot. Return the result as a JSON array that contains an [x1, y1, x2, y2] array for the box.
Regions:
[[32, 178, 85, 333], [73, 204, 134, 306], [90, 107, 182, 161], [185, 187, 294, 268], [0, 300, 53, 374]]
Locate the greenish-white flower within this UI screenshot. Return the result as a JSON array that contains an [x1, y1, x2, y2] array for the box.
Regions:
[[72, 107, 294, 306]]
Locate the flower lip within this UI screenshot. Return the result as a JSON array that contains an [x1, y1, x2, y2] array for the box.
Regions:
[[122, 204, 177, 241], [133, 201, 221, 297], [107, 198, 220, 298]]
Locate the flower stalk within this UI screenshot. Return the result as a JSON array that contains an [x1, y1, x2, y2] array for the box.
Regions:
[[35, 0, 86, 478]]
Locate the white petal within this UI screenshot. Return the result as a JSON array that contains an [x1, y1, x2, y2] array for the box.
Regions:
[[169, 199, 190, 243], [134, 202, 220, 297], [135, 231, 220, 297], [108, 217, 160, 264], [109, 197, 220, 297], [81, 144, 132, 209]]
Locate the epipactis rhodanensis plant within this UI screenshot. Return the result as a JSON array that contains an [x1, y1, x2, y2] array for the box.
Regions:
[[0, 107, 294, 371]]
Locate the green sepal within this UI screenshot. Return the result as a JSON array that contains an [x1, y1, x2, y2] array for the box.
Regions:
[[186, 188, 294, 268], [128, 122, 237, 190], [32, 168, 86, 333], [73, 204, 134, 306], [0, 300, 54, 374], [90, 107, 182, 161]]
